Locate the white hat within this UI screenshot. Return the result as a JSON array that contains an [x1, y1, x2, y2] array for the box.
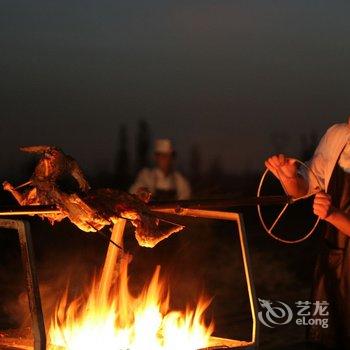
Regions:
[[154, 139, 175, 154]]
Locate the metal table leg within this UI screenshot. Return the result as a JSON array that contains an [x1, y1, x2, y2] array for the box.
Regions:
[[152, 208, 259, 349], [0, 219, 46, 350]]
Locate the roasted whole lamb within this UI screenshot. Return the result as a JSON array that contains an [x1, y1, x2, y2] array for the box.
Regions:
[[3, 146, 183, 247]]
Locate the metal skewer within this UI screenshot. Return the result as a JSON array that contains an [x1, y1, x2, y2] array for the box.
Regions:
[[0, 205, 59, 216], [0, 195, 292, 217], [149, 195, 292, 210]]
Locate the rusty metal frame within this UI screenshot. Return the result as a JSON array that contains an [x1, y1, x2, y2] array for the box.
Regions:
[[0, 219, 46, 350]]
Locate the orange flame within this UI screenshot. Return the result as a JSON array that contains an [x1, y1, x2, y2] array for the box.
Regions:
[[48, 254, 214, 350]]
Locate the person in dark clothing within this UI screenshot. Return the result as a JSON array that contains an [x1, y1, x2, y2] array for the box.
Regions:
[[265, 119, 350, 349]]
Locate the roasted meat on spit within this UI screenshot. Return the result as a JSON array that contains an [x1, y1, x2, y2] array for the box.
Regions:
[[3, 146, 183, 247]]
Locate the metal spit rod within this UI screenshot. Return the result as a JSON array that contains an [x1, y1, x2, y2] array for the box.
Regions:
[[0, 195, 291, 217]]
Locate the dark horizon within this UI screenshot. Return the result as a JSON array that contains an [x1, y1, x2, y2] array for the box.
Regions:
[[2, 1, 350, 179]]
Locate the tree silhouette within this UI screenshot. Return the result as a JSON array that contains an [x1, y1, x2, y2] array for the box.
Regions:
[[136, 120, 151, 172], [114, 124, 129, 188], [189, 144, 202, 191]]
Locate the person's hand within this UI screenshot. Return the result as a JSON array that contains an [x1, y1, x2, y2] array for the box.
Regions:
[[265, 154, 298, 180], [313, 191, 333, 219]]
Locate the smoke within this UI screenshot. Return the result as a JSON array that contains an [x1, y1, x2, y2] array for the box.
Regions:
[[1, 218, 107, 333], [3, 253, 100, 332]]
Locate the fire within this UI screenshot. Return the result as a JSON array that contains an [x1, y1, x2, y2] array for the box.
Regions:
[[48, 238, 214, 350]]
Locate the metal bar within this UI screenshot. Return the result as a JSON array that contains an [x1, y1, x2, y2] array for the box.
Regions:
[[150, 195, 290, 209], [0, 219, 46, 350], [98, 219, 126, 302], [17, 221, 47, 350], [151, 208, 258, 348], [0, 195, 290, 217], [236, 213, 259, 347], [268, 202, 289, 233], [0, 205, 58, 216]]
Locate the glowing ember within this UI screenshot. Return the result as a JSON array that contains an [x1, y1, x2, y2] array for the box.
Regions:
[[48, 221, 214, 350]]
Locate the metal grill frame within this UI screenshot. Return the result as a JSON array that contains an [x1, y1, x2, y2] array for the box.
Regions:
[[153, 208, 259, 349], [0, 209, 259, 350]]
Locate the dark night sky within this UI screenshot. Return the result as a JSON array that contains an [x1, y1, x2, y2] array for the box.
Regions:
[[1, 0, 350, 178]]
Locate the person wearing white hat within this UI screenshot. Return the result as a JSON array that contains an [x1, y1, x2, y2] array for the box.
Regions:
[[129, 139, 191, 201]]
